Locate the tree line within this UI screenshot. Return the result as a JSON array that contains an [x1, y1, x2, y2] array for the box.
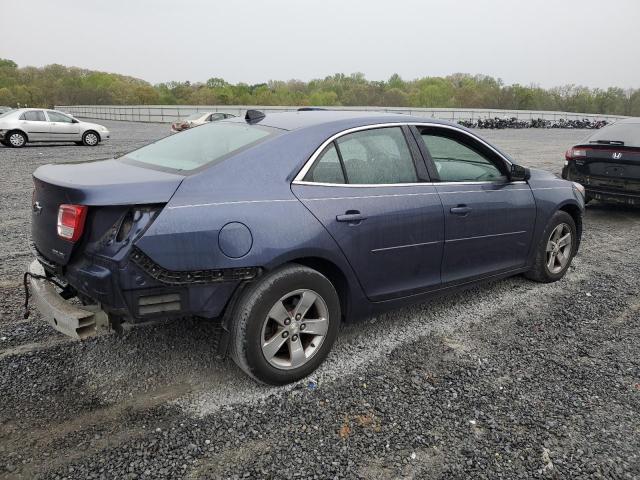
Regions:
[[1, 58, 639, 116]]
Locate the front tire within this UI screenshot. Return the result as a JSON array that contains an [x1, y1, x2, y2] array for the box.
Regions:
[[525, 210, 577, 283], [82, 130, 100, 146], [7, 131, 26, 148], [229, 264, 340, 385]]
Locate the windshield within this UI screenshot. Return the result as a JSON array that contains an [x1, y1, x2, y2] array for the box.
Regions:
[[122, 122, 277, 171], [185, 112, 206, 120], [587, 121, 640, 148], [0, 110, 15, 119]]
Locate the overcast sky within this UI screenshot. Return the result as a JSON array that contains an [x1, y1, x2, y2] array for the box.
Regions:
[[2, 0, 638, 89]]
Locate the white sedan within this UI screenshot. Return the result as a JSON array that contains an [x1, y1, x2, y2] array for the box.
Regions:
[[0, 108, 110, 148]]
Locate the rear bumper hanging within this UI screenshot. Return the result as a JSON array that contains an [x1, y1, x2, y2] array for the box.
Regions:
[[26, 260, 110, 339]]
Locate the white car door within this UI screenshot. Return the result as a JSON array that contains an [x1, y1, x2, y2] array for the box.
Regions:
[[46, 110, 81, 141], [19, 110, 49, 141]]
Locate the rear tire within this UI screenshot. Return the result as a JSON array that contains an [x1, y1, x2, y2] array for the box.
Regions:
[[525, 210, 577, 283], [7, 131, 26, 148], [229, 264, 340, 385], [82, 130, 100, 146]]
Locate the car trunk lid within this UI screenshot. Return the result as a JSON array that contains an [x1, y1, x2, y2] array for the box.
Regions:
[[32, 159, 184, 266], [568, 145, 640, 181]]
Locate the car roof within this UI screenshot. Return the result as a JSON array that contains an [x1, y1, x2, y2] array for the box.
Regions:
[[226, 110, 458, 132]]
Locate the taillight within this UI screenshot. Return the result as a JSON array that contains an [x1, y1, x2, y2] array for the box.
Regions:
[[57, 204, 88, 242], [565, 147, 589, 160]]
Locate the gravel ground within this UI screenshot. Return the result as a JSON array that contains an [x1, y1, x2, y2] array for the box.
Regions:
[[1, 122, 639, 479]]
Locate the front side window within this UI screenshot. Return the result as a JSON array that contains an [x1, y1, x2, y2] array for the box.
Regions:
[[303, 127, 418, 185], [123, 122, 276, 171], [47, 111, 73, 123], [21, 110, 46, 121], [419, 132, 506, 182]]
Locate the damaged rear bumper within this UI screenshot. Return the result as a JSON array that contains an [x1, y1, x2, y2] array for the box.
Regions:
[[28, 260, 110, 339]]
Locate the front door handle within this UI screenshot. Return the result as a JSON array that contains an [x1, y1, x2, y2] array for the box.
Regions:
[[450, 205, 471, 216], [336, 210, 367, 224]]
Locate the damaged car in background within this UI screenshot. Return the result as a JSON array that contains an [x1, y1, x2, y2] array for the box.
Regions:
[[170, 111, 235, 134], [563, 117, 640, 205], [26, 110, 585, 385]]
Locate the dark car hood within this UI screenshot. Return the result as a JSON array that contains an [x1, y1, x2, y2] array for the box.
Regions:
[[33, 158, 185, 206]]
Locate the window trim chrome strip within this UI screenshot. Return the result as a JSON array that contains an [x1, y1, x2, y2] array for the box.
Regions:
[[292, 121, 515, 186]]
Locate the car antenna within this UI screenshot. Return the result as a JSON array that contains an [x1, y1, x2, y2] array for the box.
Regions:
[[245, 109, 265, 123]]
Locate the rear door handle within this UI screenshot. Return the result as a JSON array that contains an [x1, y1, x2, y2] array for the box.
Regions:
[[450, 205, 471, 216], [336, 210, 367, 224]]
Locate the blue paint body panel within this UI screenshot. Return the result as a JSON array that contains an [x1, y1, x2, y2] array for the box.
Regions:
[[30, 112, 584, 323]]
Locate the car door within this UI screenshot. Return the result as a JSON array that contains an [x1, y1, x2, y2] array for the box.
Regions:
[[18, 110, 49, 141], [411, 125, 536, 284], [46, 110, 81, 141], [292, 125, 445, 301]]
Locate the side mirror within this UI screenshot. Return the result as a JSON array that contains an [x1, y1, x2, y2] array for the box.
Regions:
[[510, 163, 531, 181], [71, 118, 79, 123]]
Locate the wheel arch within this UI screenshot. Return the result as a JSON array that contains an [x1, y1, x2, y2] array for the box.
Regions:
[[7, 129, 28, 142], [558, 202, 583, 251], [288, 256, 350, 322], [83, 129, 101, 142]]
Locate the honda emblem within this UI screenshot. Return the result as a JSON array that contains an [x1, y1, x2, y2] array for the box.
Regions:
[[612, 152, 622, 160]]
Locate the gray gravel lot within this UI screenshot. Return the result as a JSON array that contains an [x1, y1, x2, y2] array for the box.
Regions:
[[0, 121, 639, 479]]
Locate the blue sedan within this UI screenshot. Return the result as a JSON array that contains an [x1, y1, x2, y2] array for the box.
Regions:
[[28, 110, 585, 384]]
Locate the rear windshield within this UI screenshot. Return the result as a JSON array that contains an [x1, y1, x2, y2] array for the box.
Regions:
[[123, 122, 277, 172], [587, 121, 640, 148]]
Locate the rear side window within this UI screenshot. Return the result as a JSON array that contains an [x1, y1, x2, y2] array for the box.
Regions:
[[306, 144, 345, 184], [304, 127, 418, 185], [338, 128, 417, 184], [123, 122, 276, 172], [21, 110, 46, 121]]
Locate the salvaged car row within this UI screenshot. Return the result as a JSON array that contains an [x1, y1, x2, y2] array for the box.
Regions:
[[24, 110, 639, 384]]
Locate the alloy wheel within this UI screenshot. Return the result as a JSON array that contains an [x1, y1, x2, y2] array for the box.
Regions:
[[260, 289, 329, 370], [545, 223, 572, 274]]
